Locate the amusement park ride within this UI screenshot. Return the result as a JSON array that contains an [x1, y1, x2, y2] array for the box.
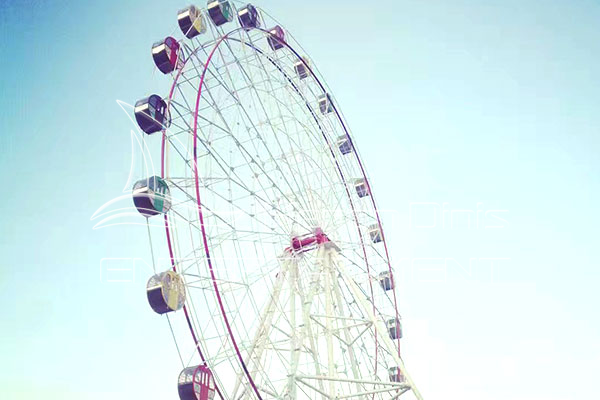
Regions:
[[129, 1, 423, 399]]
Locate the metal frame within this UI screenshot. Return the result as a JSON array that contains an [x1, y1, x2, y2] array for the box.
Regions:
[[131, 2, 424, 399]]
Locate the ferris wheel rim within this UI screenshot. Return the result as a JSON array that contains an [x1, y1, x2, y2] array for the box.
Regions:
[[158, 14, 401, 400]]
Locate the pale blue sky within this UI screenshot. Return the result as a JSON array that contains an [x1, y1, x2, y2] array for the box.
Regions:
[[1, 0, 598, 399]]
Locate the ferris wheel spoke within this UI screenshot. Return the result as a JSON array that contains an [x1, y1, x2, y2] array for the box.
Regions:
[[238, 40, 325, 145], [196, 38, 342, 236], [237, 41, 328, 223], [235, 67, 320, 226], [175, 240, 279, 283], [242, 44, 371, 258], [183, 55, 316, 232], [168, 196, 276, 250], [171, 97, 232, 139], [167, 138, 301, 238], [171, 178, 276, 238], [207, 36, 323, 225], [231, 119, 318, 230], [167, 116, 312, 237], [172, 75, 197, 113]]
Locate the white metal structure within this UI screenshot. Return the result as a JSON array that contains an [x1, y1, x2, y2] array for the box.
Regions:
[[135, 2, 423, 399]]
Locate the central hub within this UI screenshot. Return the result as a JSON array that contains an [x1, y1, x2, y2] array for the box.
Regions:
[[289, 227, 330, 253]]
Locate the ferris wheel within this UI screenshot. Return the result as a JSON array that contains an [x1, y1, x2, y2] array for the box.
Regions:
[[130, 2, 423, 399]]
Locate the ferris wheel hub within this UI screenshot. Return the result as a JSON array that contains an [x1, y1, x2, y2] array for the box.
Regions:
[[288, 228, 339, 254]]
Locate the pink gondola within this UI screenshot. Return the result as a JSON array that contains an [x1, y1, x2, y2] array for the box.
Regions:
[[193, 365, 216, 400]]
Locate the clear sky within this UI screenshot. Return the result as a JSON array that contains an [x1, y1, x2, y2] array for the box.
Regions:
[[1, 0, 599, 399]]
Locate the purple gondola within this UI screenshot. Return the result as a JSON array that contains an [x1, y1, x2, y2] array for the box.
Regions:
[[267, 25, 285, 50], [134, 94, 171, 134], [238, 4, 260, 30], [207, 0, 233, 26], [132, 176, 171, 217], [152, 36, 180, 74], [147, 271, 186, 314]]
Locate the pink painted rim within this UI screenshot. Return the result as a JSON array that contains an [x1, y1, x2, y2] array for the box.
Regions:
[[161, 36, 227, 400]]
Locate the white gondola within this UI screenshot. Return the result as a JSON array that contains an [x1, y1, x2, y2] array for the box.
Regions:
[[368, 224, 382, 243], [378, 270, 394, 291], [318, 93, 333, 114], [387, 317, 403, 340], [337, 135, 353, 155], [354, 178, 369, 198], [389, 366, 406, 383], [294, 56, 310, 80]]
